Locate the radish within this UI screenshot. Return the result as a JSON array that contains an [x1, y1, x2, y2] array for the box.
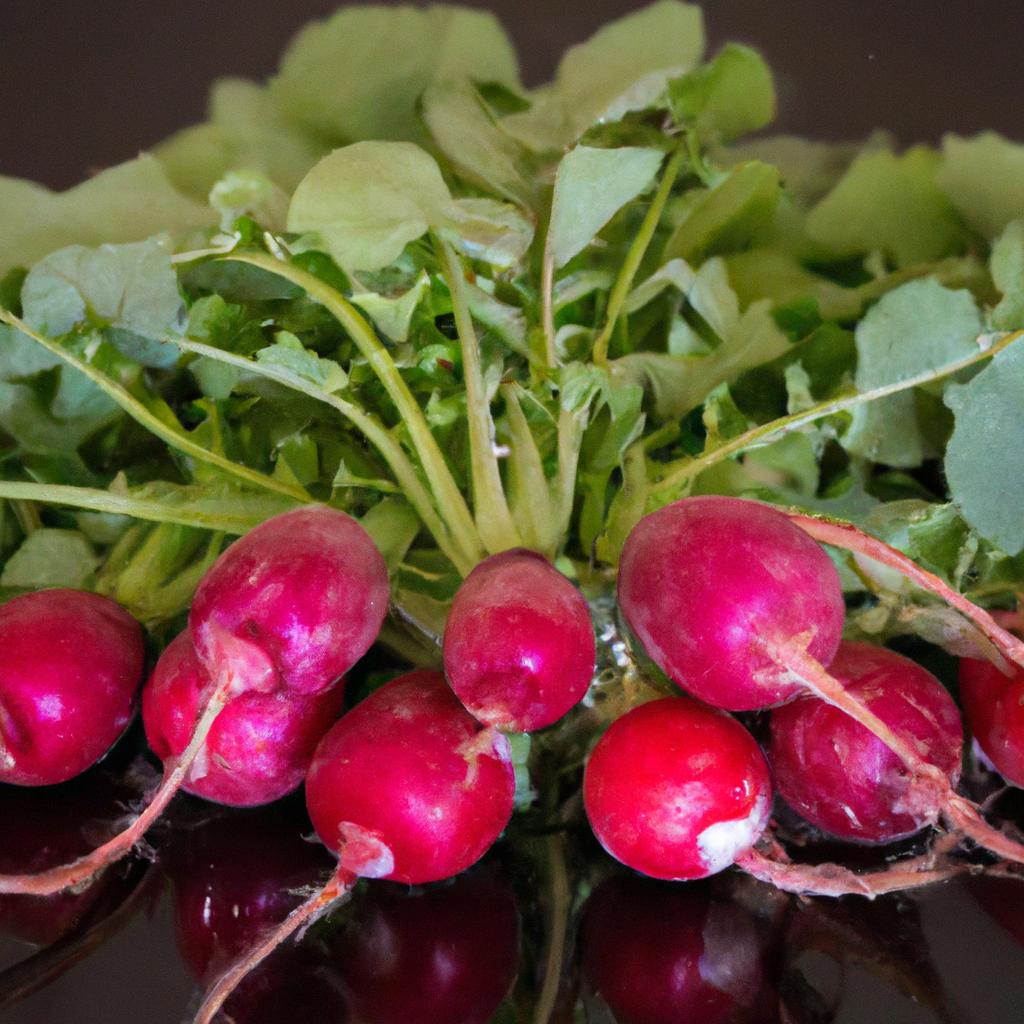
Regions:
[[0, 589, 143, 787], [190, 505, 389, 696], [0, 505, 389, 898], [583, 696, 772, 881], [443, 548, 595, 732], [143, 632, 344, 807], [332, 870, 520, 1024], [960, 615, 1024, 789], [192, 669, 515, 1024], [581, 874, 766, 1024], [770, 643, 963, 844]]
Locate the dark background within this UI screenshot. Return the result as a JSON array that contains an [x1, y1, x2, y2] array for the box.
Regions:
[[2, 0, 1024, 190]]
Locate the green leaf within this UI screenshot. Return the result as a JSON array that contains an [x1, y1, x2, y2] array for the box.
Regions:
[[805, 147, 964, 267], [554, 0, 704, 137], [289, 142, 452, 271], [351, 270, 431, 342], [209, 170, 289, 232], [548, 146, 664, 268], [255, 331, 347, 393], [444, 198, 534, 268], [0, 155, 214, 276], [1, 528, 98, 588], [843, 279, 981, 467], [669, 43, 775, 143], [938, 132, 1024, 239], [271, 5, 518, 145], [421, 78, 532, 206], [945, 339, 1024, 554], [991, 219, 1024, 331], [663, 161, 781, 263], [21, 239, 183, 367]]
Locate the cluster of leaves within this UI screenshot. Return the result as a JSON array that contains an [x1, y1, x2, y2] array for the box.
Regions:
[[2, 0, 1024, 658]]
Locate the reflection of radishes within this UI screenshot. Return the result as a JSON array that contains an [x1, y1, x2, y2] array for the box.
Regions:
[[581, 874, 766, 1024], [332, 871, 520, 1024], [0, 506, 389, 898], [193, 670, 515, 1024], [770, 643, 963, 844], [143, 632, 344, 807], [584, 697, 772, 880], [443, 548, 595, 732], [0, 589, 143, 787]]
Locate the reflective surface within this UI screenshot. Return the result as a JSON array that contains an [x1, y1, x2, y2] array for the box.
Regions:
[[2, 761, 1024, 1024]]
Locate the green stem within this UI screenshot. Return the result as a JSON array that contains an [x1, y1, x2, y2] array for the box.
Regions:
[[171, 336, 472, 573], [223, 251, 485, 568], [435, 238, 521, 554], [647, 328, 1024, 503], [501, 384, 556, 554], [10, 500, 42, 535], [553, 406, 588, 547], [592, 144, 687, 366], [0, 309, 307, 505]]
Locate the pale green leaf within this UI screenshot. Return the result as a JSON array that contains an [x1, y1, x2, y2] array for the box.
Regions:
[[991, 219, 1024, 330], [806, 147, 964, 267], [938, 132, 1024, 239], [255, 331, 347, 392], [351, 270, 430, 342], [548, 146, 664, 268], [209, 170, 289, 232], [445, 197, 534, 267], [1, 529, 98, 588], [272, 5, 518, 145], [945, 340, 1024, 554]]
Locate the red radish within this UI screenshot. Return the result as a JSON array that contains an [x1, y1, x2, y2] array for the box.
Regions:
[[190, 505, 389, 696], [960, 617, 1024, 788], [443, 548, 595, 731], [0, 589, 143, 786], [0, 505, 389, 898], [143, 632, 343, 807], [583, 697, 772, 881], [618, 496, 845, 711], [769, 643, 963, 844], [193, 670, 515, 1024], [332, 871, 520, 1024], [581, 875, 766, 1024]]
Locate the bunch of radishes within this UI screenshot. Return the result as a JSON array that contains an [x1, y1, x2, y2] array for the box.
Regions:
[[4, 495, 1024, 1022]]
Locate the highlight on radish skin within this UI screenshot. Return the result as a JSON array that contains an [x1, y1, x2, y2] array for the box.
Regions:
[[192, 670, 515, 1024], [583, 697, 772, 880], [190, 505, 390, 696], [143, 632, 344, 807], [617, 496, 845, 711], [0, 589, 144, 787], [769, 643, 963, 844], [443, 548, 596, 732]]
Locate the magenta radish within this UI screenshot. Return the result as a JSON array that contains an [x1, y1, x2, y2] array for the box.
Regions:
[[192, 669, 515, 1024], [581, 875, 766, 1024], [960, 617, 1024, 789], [770, 643, 963, 844], [442, 548, 595, 732], [0, 589, 143, 787], [0, 505, 389, 898], [583, 696, 772, 881], [143, 632, 345, 807], [190, 505, 389, 696], [618, 496, 845, 712]]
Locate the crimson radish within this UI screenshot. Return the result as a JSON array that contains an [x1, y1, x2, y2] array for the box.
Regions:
[[143, 632, 344, 807], [583, 697, 772, 881], [0, 505, 389, 898], [770, 643, 963, 844], [443, 548, 595, 731], [960, 622, 1024, 788], [0, 589, 143, 787], [581, 874, 767, 1024], [192, 669, 515, 1024], [331, 871, 520, 1024]]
